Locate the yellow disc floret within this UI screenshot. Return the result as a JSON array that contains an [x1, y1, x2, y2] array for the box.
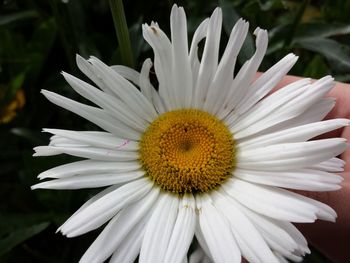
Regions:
[[139, 109, 236, 194]]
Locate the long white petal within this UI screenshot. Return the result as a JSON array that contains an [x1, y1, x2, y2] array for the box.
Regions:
[[33, 145, 138, 161], [60, 178, 153, 237], [235, 53, 298, 115], [80, 187, 159, 263], [237, 138, 347, 170], [62, 72, 148, 131], [237, 202, 301, 253], [76, 54, 113, 95], [234, 168, 343, 191], [43, 129, 139, 151], [88, 57, 158, 122], [109, 216, 147, 263], [233, 76, 334, 139], [139, 193, 179, 263], [164, 194, 196, 263], [38, 160, 140, 179], [310, 158, 345, 172], [252, 97, 336, 138], [194, 8, 222, 108], [111, 65, 140, 85], [194, 218, 213, 261], [32, 170, 145, 190], [170, 5, 193, 108], [238, 118, 349, 149], [189, 18, 209, 88], [223, 179, 319, 222], [213, 191, 278, 263], [57, 184, 119, 233], [218, 28, 268, 119], [228, 179, 337, 222], [206, 19, 249, 114], [196, 194, 241, 263], [41, 90, 141, 140], [142, 23, 175, 110], [138, 59, 166, 114]]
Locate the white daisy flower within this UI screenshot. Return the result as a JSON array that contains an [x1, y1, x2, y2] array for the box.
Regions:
[[32, 5, 349, 263]]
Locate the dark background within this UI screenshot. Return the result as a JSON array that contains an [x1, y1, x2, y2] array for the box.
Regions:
[[1, 0, 350, 262]]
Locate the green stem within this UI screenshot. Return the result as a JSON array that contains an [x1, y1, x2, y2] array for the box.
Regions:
[[109, 0, 135, 68]]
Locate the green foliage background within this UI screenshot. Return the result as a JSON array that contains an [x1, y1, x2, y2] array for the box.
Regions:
[[1, 0, 350, 262]]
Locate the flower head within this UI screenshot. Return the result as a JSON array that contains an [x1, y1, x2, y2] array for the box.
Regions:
[[33, 5, 348, 263]]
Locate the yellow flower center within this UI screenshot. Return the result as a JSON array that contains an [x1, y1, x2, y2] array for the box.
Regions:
[[139, 109, 236, 194]]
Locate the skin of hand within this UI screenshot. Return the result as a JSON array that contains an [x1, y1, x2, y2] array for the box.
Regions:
[[277, 75, 350, 263]]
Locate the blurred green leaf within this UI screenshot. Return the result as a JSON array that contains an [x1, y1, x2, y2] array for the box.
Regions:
[[303, 55, 329, 78], [0, 10, 38, 26], [11, 128, 45, 145], [335, 74, 350, 82], [0, 222, 49, 257], [295, 23, 350, 40], [256, 0, 284, 11], [26, 18, 57, 83], [0, 214, 51, 236], [295, 37, 350, 71]]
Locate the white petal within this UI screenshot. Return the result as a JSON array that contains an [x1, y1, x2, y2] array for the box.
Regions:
[[80, 187, 159, 263], [76, 54, 113, 95], [274, 252, 300, 263], [139, 59, 153, 101], [38, 159, 140, 179], [236, 202, 301, 254], [41, 90, 141, 140], [218, 28, 268, 119], [196, 194, 241, 263], [32, 170, 145, 190], [234, 168, 343, 191], [226, 78, 310, 130], [233, 76, 334, 139], [164, 194, 196, 263], [254, 98, 336, 137], [223, 179, 319, 222], [189, 18, 209, 88], [212, 191, 278, 263], [62, 72, 148, 131], [194, 8, 222, 108], [49, 136, 87, 147], [88, 56, 158, 122], [44, 129, 139, 151], [194, 218, 213, 261], [170, 5, 193, 108], [205, 19, 249, 114], [310, 157, 345, 172], [276, 221, 309, 255], [235, 53, 298, 115], [142, 23, 175, 110], [60, 178, 153, 237], [236, 138, 347, 170], [229, 179, 337, 222], [111, 65, 140, 85], [189, 246, 205, 263], [238, 118, 349, 149], [109, 217, 146, 263], [33, 145, 138, 161], [139, 59, 166, 114], [139, 193, 179, 263]]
